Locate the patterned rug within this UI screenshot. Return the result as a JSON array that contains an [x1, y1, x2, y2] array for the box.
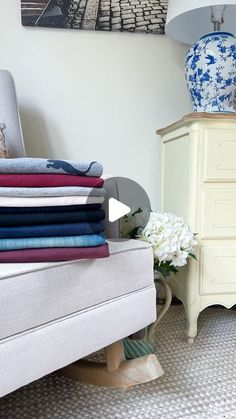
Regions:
[[0, 306, 235, 419]]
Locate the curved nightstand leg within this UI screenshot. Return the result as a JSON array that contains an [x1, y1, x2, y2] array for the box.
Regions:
[[185, 304, 200, 344]]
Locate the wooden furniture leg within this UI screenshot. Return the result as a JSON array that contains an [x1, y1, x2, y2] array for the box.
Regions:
[[63, 339, 164, 389], [185, 303, 200, 344]]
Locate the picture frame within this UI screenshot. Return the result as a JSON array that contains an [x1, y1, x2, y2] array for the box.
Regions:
[[21, 0, 167, 34]]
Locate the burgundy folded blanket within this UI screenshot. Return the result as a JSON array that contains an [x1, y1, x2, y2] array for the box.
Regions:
[[0, 243, 109, 263], [0, 174, 104, 188]]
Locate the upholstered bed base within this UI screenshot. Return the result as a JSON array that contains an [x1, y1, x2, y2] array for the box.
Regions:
[[0, 285, 156, 397]]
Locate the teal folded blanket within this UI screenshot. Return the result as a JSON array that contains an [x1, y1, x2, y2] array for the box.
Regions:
[[0, 233, 106, 251], [0, 158, 103, 177], [0, 186, 105, 197]]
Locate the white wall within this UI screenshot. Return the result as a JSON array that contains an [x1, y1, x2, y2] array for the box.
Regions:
[[0, 1, 191, 210]]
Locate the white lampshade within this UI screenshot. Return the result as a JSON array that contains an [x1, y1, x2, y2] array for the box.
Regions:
[[166, 0, 236, 44]]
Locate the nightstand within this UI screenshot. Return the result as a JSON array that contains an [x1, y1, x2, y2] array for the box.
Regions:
[[157, 113, 236, 343]]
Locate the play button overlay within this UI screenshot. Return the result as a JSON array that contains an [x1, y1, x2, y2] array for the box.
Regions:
[[109, 198, 131, 222]]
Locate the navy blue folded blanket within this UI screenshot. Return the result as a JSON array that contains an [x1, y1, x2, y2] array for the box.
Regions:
[[0, 222, 104, 238], [0, 204, 102, 214], [0, 209, 105, 227]]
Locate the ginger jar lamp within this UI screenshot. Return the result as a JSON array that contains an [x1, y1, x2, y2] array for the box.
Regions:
[[165, 1, 236, 113]]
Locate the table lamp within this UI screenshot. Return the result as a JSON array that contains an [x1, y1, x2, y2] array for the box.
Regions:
[[165, 1, 236, 113]]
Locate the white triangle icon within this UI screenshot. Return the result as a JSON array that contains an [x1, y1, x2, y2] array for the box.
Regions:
[[109, 198, 131, 222]]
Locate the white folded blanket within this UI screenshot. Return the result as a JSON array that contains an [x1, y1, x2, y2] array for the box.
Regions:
[[0, 196, 104, 207]]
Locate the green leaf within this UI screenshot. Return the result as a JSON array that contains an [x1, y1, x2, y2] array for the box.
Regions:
[[128, 226, 140, 239], [154, 260, 178, 278], [131, 207, 143, 216]]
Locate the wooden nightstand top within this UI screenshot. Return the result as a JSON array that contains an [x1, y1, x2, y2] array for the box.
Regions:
[[156, 112, 236, 136]]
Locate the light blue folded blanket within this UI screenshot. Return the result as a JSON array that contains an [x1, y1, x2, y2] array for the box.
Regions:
[[0, 233, 106, 251], [0, 186, 105, 197], [0, 158, 103, 177]]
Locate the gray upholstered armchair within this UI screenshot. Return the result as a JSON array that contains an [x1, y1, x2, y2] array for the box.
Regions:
[[0, 70, 160, 396]]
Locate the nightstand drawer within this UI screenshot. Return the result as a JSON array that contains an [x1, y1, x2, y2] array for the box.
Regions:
[[200, 246, 236, 295], [202, 190, 236, 238], [204, 130, 236, 181]]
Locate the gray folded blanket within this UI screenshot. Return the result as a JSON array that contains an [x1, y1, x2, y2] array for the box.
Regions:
[[0, 158, 103, 177], [0, 186, 105, 197]]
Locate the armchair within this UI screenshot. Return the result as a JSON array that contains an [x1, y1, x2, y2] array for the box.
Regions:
[[0, 70, 161, 397]]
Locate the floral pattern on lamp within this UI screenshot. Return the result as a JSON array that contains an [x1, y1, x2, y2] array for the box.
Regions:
[[185, 31, 236, 113]]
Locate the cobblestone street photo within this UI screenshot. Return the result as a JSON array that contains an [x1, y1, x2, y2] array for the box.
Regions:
[[21, 0, 167, 34]]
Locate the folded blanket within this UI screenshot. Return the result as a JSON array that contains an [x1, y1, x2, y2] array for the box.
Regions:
[[0, 158, 103, 177], [0, 174, 104, 188], [0, 186, 105, 197], [0, 243, 109, 263], [0, 195, 104, 207], [0, 209, 105, 226], [0, 222, 104, 238], [0, 204, 102, 214], [0, 233, 105, 251]]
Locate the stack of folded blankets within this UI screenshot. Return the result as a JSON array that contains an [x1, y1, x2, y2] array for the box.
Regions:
[[0, 158, 109, 263]]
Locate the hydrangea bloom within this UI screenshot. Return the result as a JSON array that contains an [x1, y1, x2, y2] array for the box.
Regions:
[[121, 208, 197, 277], [139, 212, 197, 267]]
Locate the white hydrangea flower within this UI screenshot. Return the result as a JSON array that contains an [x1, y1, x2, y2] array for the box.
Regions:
[[139, 212, 197, 267]]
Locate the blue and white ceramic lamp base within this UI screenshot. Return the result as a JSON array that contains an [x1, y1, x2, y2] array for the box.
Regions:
[[185, 32, 236, 113]]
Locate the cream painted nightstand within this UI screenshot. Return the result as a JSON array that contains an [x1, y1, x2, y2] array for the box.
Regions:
[[157, 113, 236, 343]]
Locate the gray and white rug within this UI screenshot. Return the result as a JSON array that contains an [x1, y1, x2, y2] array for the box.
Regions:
[[0, 306, 235, 419]]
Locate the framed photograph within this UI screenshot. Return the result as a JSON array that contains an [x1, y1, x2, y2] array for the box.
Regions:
[[21, 0, 167, 34]]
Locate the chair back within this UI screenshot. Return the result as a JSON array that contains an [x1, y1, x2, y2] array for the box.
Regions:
[[103, 177, 120, 239], [0, 70, 26, 158]]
